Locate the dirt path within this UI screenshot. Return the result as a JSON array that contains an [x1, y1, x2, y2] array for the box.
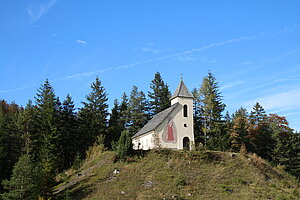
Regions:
[[53, 160, 106, 195]]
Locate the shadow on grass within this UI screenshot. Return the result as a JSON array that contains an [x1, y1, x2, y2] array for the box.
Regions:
[[56, 176, 96, 200]]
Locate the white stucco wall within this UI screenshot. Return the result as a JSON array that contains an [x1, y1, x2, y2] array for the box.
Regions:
[[132, 131, 155, 150]]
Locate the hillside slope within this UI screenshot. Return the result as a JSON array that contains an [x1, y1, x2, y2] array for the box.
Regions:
[[54, 149, 300, 200]]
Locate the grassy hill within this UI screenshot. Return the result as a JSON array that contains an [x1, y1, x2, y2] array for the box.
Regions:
[[54, 147, 300, 200]]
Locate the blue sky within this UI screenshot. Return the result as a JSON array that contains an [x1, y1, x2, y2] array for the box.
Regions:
[[1, 1, 300, 130]]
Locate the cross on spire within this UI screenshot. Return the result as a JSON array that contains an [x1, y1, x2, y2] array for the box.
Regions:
[[180, 73, 183, 81]]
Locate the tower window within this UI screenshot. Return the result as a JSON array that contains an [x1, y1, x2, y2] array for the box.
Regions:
[[183, 105, 188, 117]]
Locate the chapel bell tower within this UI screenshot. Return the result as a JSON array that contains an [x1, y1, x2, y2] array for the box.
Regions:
[[170, 79, 195, 150]]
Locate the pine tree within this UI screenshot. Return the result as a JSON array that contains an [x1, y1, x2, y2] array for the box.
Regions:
[[198, 71, 226, 148], [1, 154, 37, 200], [148, 72, 171, 116], [127, 86, 149, 135], [78, 77, 109, 152]]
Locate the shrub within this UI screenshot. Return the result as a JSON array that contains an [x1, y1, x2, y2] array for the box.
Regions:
[[116, 131, 132, 161]]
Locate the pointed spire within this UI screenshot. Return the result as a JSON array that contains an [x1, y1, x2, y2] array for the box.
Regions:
[[170, 80, 194, 100]]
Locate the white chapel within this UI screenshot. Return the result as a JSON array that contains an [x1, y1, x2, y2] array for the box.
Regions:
[[132, 80, 195, 150]]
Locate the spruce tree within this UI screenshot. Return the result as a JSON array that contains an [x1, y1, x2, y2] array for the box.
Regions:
[[148, 72, 171, 116], [78, 77, 109, 152], [127, 86, 149, 135], [269, 114, 300, 177], [212, 111, 231, 151], [107, 99, 124, 148], [272, 133, 300, 178], [192, 88, 204, 144], [35, 145, 57, 199], [0, 100, 23, 193], [198, 71, 226, 148], [60, 94, 78, 168], [119, 92, 129, 129], [1, 154, 37, 200], [30, 79, 63, 198], [249, 102, 267, 125], [34, 79, 62, 167], [22, 100, 39, 157]]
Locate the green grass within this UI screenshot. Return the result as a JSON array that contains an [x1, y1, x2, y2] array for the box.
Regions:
[[54, 149, 300, 200]]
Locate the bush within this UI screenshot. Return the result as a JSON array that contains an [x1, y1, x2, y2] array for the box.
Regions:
[[72, 152, 83, 170], [116, 131, 132, 161]]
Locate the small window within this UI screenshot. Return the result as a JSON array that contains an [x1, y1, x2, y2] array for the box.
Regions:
[[184, 124, 187, 127], [183, 105, 188, 117]]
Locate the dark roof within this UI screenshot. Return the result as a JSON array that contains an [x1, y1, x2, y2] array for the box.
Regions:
[[170, 80, 194, 100], [132, 103, 179, 138]]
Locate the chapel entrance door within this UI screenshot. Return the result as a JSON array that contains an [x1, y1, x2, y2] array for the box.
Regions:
[[183, 137, 190, 151]]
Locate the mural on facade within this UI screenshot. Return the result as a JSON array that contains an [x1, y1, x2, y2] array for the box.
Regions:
[[162, 118, 177, 143]]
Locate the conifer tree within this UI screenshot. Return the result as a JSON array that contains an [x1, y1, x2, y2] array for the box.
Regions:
[[248, 102, 273, 159], [22, 100, 39, 157], [1, 154, 37, 200], [35, 145, 57, 199], [192, 88, 204, 144], [32, 80, 63, 198], [78, 77, 109, 152], [249, 102, 267, 125], [127, 86, 149, 135], [107, 99, 124, 148], [0, 100, 23, 193], [119, 92, 129, 129], [60, 94, 78, 168], [213, 111, 232, 151], [34, 79, 62, 167], [198, 71, 226, 148], [224, 111, 232, 131], [148, 72, 171, 116], [230, 108, 250, 152], [272, 132, 300, 178], [268, 114, 300, 177]]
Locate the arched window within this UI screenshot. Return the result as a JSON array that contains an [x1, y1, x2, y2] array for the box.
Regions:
[[183, 105, 188, 117]]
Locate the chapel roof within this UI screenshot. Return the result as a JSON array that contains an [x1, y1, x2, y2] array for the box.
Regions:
[[132, 102, 179, 138], [170, 80, 194, 100]]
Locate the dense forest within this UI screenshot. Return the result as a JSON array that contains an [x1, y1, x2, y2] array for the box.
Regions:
[[0, 72, 299, 199]]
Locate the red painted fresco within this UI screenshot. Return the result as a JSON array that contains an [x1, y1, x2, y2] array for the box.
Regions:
[[167, 123, 174, 141]]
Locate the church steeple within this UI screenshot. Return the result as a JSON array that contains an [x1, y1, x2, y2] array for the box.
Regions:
[[170, 80, 194, 101]]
